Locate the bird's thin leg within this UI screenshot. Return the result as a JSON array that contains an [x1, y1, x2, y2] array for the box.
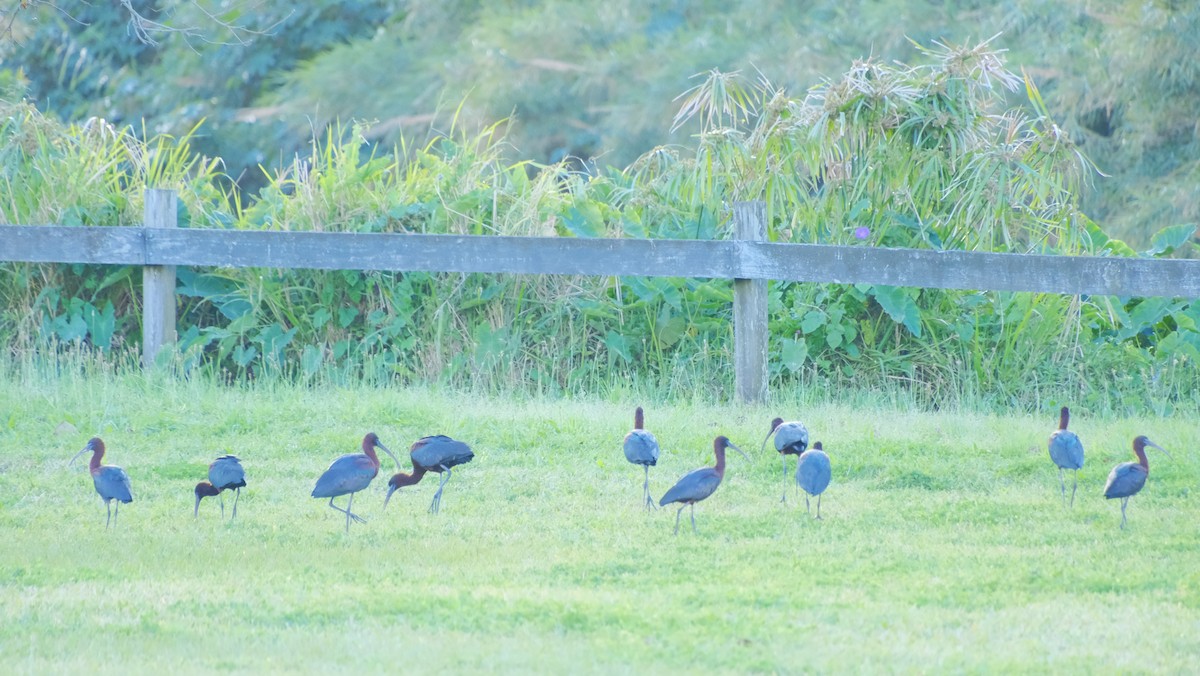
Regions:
[[815, 494, 823, 520], [805, 494, 811, 517], [328, 496, 367, 528], [673, 505, 683, 535], [1120, 497, 1128, 529], [232, 488, 240, 521], [1070, 470, 1077, 508], [1058, 468, 1067, 505], [219, 492, 226, 520], [780, 455, 788, 503], [105, 500, 112, 529], [113, 501, 119, 528], [690, 504, 698, 534], [429, 468, 452, 514], [643, 465, 655, 510]]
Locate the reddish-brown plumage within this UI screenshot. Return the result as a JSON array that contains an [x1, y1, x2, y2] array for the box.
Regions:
[[361, 432, 384, 469], [1133, 435, 1151, 470], [1059, 406, 1070, 431], [388, 466, 428, 490], [712, 435, 731, 479], [195, 482, 221, 498], [86, 437, 105, 475], [634, 406, 645, 430]]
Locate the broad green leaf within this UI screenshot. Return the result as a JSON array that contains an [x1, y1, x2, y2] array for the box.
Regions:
[[1144, 223, 1196, 257], [801, 310, 825, 334], [781, 337, 808, 373], [871, 285, 923, 337]]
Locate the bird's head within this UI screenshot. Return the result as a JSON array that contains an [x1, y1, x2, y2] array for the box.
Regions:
[[363, 432, 402, 471], [193, 481, 220, 517], [1133, 435, 1170, 460], [812, 441, 824, 452], [716, 435, 751, 463], [760, 418, 784, 454], [69, 437, 105, 467]]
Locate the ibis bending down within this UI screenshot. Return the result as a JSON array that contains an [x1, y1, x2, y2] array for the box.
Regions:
[[194, 455, 246, 520], [1104, 435, 1170, 529], [659, 436, 750, 535], [1048, 406, 1084, 507], [761, 417, 809, 502], [70, 437, 132, 528], [311, 433, 401, 532], [623, 406, 660, 510], [385, 435, 474, 514], [796, 441, 831, 519]]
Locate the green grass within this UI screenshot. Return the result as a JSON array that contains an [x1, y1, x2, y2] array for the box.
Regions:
[[0, 364, 1197, 673]]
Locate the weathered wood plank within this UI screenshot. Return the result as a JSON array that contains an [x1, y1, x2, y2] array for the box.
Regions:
[[0, 225, 144, 264], [733, 202, 768, 404], [142, 190, 177, 368], [2, 225, 1199, 298], [139, 229, 737, 278], [738, 243, 1200, 297]]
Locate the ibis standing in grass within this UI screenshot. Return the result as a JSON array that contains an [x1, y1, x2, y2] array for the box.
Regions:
[[312, 432, 401, 532], [70, 437, 132, 528], [385, 435, 474, 514], [761, 417, 809, 502], [796, 441, 831, 519], [194, 455, 246, 520], [1048, 406, 1084, 507], [1104, 435, 1170, 529], [623, 406, 660, 510], [659, 436, 750, 535]]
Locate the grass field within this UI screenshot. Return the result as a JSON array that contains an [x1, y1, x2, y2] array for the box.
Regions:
[[0, 364, 1197, 673]]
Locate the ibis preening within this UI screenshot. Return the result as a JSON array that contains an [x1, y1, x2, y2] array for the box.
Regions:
[[1103, 435, 1170, 529], [623, 406, 660, 509], [194, 455, 246, 520], [70, 437, 132, 528], [311, 432, 401, 532], [659, 436, 750, 535], [795, 441, 831, 519], [761, 417, 809, 502], [385, 435, 474, 514], [1048, 406, 1084, 506]]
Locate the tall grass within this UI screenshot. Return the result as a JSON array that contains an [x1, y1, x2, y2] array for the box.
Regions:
[[1, 40, 1198, 413]]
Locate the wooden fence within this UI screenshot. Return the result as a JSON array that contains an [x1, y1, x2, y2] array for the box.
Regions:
[[4, 189, 1200, 402]]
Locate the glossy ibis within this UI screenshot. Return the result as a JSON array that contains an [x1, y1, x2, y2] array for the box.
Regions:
[[69, 437, 132, 528], [1048, 406, 1084, 506], [796, 441, 831, 519], [761, 417, 809, 502], [659, 436, 750, 535], [194, 455, 246, 520], [1104, 435, 1170, 529], [385, 435, 474, 514], [311, 432, 401, 532], [623, 406, 660, 510]]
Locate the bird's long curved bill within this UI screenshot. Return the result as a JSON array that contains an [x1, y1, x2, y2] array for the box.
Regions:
[[1147, 440, 1172, 459], [377, 443, 402, 472], [759, 429, 774, 455], [728, 442, 752, 463], [193, 495, 201, 518], [68, 447, 88, 468], [383, 484, 398, 509]]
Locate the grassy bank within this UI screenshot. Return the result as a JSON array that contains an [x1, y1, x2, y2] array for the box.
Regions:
[[0, 363, 1197, 672]]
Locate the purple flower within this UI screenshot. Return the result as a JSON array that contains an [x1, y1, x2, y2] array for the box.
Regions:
[[854, 226, 871, 240]]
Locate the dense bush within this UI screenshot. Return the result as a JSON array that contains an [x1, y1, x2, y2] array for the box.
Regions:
[[1, 40, 1197, 412]]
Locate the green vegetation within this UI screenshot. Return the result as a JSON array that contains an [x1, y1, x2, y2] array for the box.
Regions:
[[1, 364, 1197, 671], [3, 41, 1198, 412]]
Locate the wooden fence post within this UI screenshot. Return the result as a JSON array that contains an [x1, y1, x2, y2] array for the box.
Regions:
[[142, 189, 177, 368], [733, 201, 768, 404]]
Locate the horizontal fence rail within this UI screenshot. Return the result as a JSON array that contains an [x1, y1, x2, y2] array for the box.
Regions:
[[2, 189, 1199, 402], [5, 225, 1200, 297]]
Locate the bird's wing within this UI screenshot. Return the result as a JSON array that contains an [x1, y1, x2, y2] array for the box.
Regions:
[[1048, 431, 1084, 469], [796, 451, 831, 494], [311, 454, 377, 497], [623, 429, 660, 465], [411, 436, 474, 469], [775, 422, 809, 454], [659, 468, 721, 506], [96, 466, 133, 503], [209, 457, 247, 489], [1104, 462, 1147, 499]]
